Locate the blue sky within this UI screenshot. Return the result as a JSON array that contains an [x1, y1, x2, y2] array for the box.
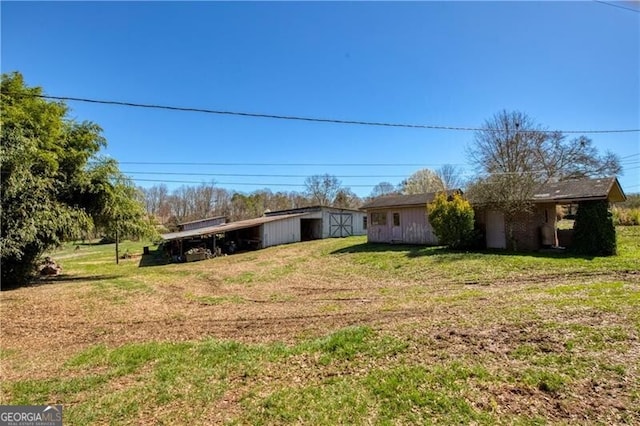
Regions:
[[2, 1, 639, 197]]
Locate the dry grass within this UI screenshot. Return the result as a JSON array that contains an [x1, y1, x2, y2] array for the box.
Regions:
[[1, 229, 639, 424]]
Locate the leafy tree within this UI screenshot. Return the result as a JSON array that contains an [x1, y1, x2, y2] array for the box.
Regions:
[[427, 192, 475, 248], [399, 169, 445, 194], [304, 174, 342, 206], [1, 72, 155, 286]]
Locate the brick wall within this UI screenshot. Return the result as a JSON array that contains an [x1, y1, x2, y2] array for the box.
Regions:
[[508, 203, 557, 251]]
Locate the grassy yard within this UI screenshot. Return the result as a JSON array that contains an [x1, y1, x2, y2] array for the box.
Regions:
[[1, 227, 639, 424]]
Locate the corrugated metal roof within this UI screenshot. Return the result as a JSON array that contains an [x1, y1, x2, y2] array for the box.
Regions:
[[265, 205, 364, 216], [532, 177, 625, 203], [178, 215, 226, 227], [161, 213, 308, 241]]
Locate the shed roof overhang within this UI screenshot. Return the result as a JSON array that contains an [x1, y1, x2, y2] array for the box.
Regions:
[[161, 213, 307, 241], [531, 177, 626, 204]]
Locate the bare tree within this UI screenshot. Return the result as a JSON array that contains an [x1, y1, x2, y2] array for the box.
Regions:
[[305, 174, 342, 206], [141, 184, 168, 218], [212, 187, 232, 217], [399, 169, 445, 194], [436, 164, 465, 191], [467, 111, 551, 249], [535, 135, 621, 180], [370, 181, 397, 198], [469, 110, 621, 182], [333, 188, 362, 209], [193, 183, 217, 219]]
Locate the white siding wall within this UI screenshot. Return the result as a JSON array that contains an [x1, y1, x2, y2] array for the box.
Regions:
[[261, 217, 302, 248], [320, 209, 367, 238], [351, 212, 367, 236]]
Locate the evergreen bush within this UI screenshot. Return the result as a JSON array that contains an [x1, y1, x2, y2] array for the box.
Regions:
[[572, 200, 616, 256]]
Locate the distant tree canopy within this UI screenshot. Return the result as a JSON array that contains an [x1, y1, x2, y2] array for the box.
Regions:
[[140, 178, 364, 225], [370, 181, 397, 198], [399, 169, 445, 195], [1, 72, 155, 286]]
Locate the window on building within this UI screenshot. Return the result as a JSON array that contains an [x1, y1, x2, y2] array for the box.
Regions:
[[363, 216, 368, 230], [393, 212, 400, 227], [371, 212, 387, 226]]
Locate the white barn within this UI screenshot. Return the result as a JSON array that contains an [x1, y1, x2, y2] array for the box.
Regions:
[[161, 206, 366, 257]]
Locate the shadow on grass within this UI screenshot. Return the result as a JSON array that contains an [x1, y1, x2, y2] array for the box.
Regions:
[[1, 274, 123, 291], [138, 251, 171, 268], [331, 243, 450, 258], [331, 242, 595, 261]]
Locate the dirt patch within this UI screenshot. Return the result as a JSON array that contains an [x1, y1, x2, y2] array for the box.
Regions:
[[1, 240, 639, 423]]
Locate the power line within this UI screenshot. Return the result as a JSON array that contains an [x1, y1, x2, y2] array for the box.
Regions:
[[8, 92, 640, 134], [125, 163, 640, 177], [620, 153, 640, 159], [130, 178, 374, 187], [109, 161, 463, 167], [123, 171, 410, 178], [593, 0, 640, 13], [100, 158, 640, 167]]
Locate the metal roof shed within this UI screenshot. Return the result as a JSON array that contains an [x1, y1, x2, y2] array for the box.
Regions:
[[161, 213, 308, 249]]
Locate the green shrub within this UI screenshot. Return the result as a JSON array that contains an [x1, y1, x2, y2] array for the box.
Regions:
[[572, 200, 617, 256], [428, 192, 475, 249]]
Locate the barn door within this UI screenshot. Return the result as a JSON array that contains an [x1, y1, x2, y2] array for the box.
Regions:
[[329, 213, 353, 237]]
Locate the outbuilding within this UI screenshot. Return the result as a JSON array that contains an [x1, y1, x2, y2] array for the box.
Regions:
[[360, 192, 456, 245], [265, 206, 367, 240], [160, 206, 367, 260], [475, 176, 626, 251]]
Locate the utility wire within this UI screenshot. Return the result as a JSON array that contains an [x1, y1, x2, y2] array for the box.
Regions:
[[99, 158, 639, 167], [593, 0, 640, 13], [8, 92, 640, 134], [127, 167, 640, 187], [123, 171, 410, 178], [123, 163, 639, 178], [620, 153, 640, 159], [109, 161, 464, 167], [130, 178, 374, 187]]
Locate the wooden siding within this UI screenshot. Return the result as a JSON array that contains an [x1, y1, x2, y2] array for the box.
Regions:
[[261, 216, 301, 248], [367, 207, 437, 245]]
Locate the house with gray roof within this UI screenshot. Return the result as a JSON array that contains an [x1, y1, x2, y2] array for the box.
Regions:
[[360, 190, 460, 245], [361, 177, 626, 251]]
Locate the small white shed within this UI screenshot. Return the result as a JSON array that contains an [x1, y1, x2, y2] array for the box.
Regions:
[[265, 206, 367, 240]]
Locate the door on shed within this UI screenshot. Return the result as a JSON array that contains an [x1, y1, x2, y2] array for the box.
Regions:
[[329, 213, 353, 237], [486, 210, 506, 249], [391, 212, 402, 242]]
